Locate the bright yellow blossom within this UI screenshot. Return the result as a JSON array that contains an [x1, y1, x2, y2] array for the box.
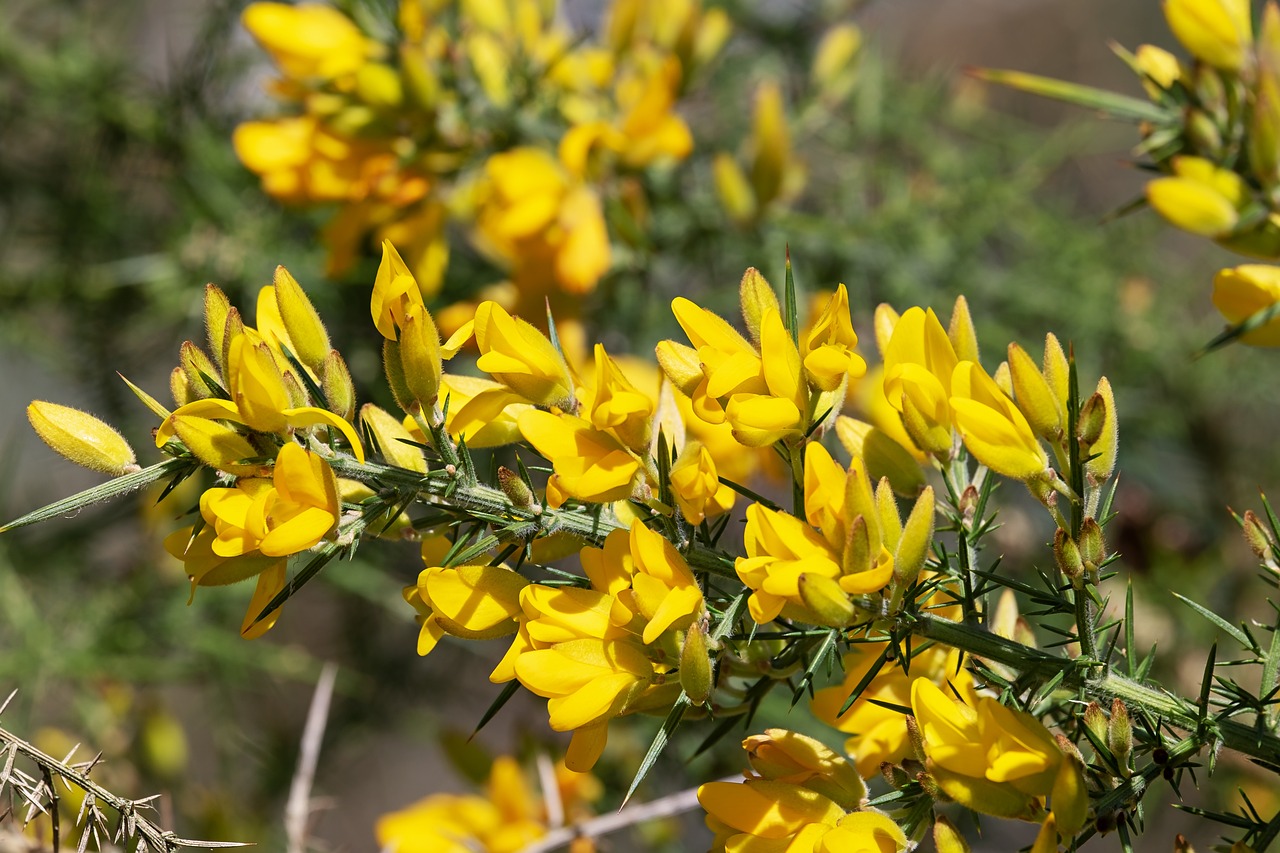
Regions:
[[1212, 263, 1280, 346], [404, 564, 529, 656], [1146, 155, 1249, 238], [475, 301, 577, 410], [881, 306, 959, 456], [812, 643, 972, 777], [242, 2, 380, 82], [156, 331, 364, 462], [1163, 0, 1253, 72], [375, 756, 546, 853], [519, 410, 643, 505], [198, 443, 341, 559], [911, 679, 1088, 835], [950, 361, 1051, 481]]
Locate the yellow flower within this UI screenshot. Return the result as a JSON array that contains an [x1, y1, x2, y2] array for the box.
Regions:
[[580, 523, 705, 645], [472, 147, 612, 296], [518, 410, 643, 505], [1163, 0, 1253, 72], [475, 301, 577, 409], [817, 813, 909, 853], [242, 2, 379, 81], [419, 374, 532, 448], [950, 361, 1051, 481], [742, 729, 867, 810], [1212, 263, 1280, 346], [233, 116, 398, 205], [614, 58, 694, 168], [375, 756, 546, 853], [812, 643, 972, 777], [669, 441, 734, 525], [698, 778, 845, 845], [736, 503, 845, 624], [588, 343, 653, 452], [404, 564, 529, 656], [881, 306, 959, 456], [911, 679, 1087, 834], [156, 333, 364, 462], [802, 284, 868, 392], [1146, 155, 1248, 238], [515, 637, 656, 770], [371, 239, 427, 341], [198, 442, 341, 559]]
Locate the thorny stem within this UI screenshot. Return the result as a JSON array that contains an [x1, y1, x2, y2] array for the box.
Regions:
[[942, 453, 983, 626], [328, 456, 1280, 771], [0, 723, 244, 850]]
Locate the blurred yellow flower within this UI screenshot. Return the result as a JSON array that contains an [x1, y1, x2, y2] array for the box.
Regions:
[[242, 2, 380, 82], [1163, 0, 1253, 71], [1212, 263, 1280, 346]]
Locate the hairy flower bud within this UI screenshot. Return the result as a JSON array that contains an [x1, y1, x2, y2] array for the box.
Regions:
[[933, 815, 972, 853], [798, 572, 855, 628], [739, 267, 779, 345], [205, 283, 232, 374], [1085, 376, 1118, 485], [273, 265, 331, 374], [179, 341, 220, 400], [1083, 701, 1108, 747], [894, 486, 935, 589], [497, 466, 538, 511], [321, 350, 356, 421], [1109, 698, 1133, 776], [1079, 517, 1106, 569], [680, 623, 713, 704], [1243, 510, 1277, 560], [1054, 529, 1084, 580], [27, 401, 138, 476]]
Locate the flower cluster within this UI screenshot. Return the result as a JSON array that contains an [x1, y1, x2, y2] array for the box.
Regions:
[[13, 242, 1150, 852], [235, 0, 730, 330]]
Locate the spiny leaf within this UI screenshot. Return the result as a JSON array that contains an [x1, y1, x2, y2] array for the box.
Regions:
[[1172, 593, 1254, 651], [1197, 301, 1280, 357], [791, 629, 840, 707], [250, 541, 343, 628], [1126, 579, 1137, 678], [471, 681, 522, 739], [837, 641, 892, 717], [783, 246, 799, 345], [0, 457, 193, 533], [969, 67, 1170, 123], [622, 693, 691, 808]]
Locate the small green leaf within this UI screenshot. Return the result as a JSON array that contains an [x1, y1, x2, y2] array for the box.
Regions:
[[622, 693, 691, 808], [791, 629, 839, 706], [784, 246, 799, 345], [250, 541, 343, 627], [1172, 593, 1253, 651], [471, 681, 522, 739], [1197, 301, 1280, 357], [969, 67, 1170, 123], [0, 457, 194, 533]]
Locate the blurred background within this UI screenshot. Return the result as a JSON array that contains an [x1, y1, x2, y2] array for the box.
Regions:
[[2, 0, 1275, 850]]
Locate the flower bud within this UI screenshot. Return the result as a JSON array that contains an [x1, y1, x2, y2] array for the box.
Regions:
[[1054, 528, 1084, 580], [355, 62, 403, 110], [204, 284, 232, 374], [27, 401, 138, 476], [170, 366, 197, 408], [497, 466, 538, 510], [1043, 333, 1069, 411], [875, 478, 902, 551], [933, 815, 971, 853], [1165, 0, 1253, 72], [221, 307, 245, 373], [1083, 702, 1108, 747], [797, 573, 855, 628], [179, 341, 220, 399], [749, 80, 789, 208], [1243, 510, 1276, 559], [742, 728, 867, 810], [1085, 376, 1118, 485], [739, 267, 779, 345], [321, 350, 356, 421], [361, 404, 427, 473], [399, 303, 443, 408], [811, 23, 862, 102], [169, 415, 262, 477], [383, 339, 415, 415], [843, 514, 872, 576], [1109, 698, 1133, 775], [1008, 342, 1064, 440], [273, 265, 331, 374], [680, 623, 713, 704], [881, 761, 912, 790], [894, 486, 935, 588], [1175, 835, 1196, 853], [655, 340, 704, 397], [713, 152, 757, 226], [948, 295, 980, 363], [1079, 517, 1106, 569], [1187, 108, 1224, 158]]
